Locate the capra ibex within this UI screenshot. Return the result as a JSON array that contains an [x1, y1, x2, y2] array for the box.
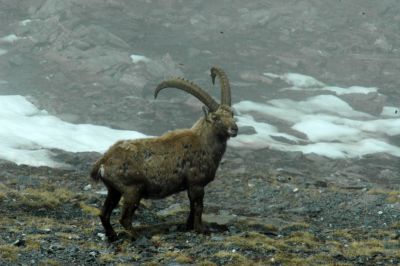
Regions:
[[91, 67, 238, 242]]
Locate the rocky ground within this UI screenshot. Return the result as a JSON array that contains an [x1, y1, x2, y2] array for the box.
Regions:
[[1, 0, 400, 265], [0, 149, 399, 265]]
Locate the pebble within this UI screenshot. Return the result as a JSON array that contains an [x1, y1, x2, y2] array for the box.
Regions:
[[83, 184, 92, 191], [97, 233, 106, 241], [12, 239, 25, 247], [135, 236, 153, 248]]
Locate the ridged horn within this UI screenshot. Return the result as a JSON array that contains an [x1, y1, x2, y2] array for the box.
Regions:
[[210, 66, 231, 106], [154, 78, 219, 111]]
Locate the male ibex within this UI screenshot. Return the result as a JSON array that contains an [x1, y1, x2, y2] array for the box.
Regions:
[[91, 67, 238, 242]]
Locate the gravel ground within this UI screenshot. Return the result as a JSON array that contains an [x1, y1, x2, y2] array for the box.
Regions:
[[0, 149, 399, 265]]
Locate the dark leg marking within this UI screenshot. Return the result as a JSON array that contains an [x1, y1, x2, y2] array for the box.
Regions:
[[99, 185, 122, 242], [187, 185, 205, 233]]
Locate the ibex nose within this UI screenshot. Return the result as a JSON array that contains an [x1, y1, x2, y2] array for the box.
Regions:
[[228, 124, 238, 137]]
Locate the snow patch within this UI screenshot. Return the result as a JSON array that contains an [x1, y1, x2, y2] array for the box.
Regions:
[[231, 73, 400, 158], [130, 54, 150, 63], [263, 72, 325, 88], [1, 34, 20, 43], [0, 95, 149, 167], [20, 19, 32, 26]]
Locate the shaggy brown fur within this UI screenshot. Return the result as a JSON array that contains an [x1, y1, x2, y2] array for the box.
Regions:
[[91, 67, 238, 242]]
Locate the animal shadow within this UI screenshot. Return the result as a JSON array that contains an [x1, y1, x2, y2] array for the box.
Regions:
[[117, 221, 229, 241]]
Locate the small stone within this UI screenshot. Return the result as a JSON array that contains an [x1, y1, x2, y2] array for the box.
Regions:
[[157, 203, 186, 217], [96, 189, 108, 195], [83, 184, 92, 191], [202, 213, 237, 226], [210, 235, 225, 241], [135, 236, 152, 248], [48, 243, 64, 253], [238, 126, 257, 135], [97, 233, 106, 241], [12, 239, 25, 247], [228, 226, 239, 234], [89, 251, 99, 257], [168, 225, 178, 232]]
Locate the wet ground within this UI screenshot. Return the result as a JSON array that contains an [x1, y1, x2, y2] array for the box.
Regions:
[[1, 1, 400, 265]]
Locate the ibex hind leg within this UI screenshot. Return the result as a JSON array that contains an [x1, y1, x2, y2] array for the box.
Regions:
[[119, 186, 142, 240], [99, 185, 122, 242]]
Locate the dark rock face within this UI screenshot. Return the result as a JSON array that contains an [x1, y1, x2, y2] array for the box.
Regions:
[[339, 92, 387, 116]]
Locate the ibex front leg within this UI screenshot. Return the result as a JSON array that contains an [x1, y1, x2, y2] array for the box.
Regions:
[[187, 185, 205, 233]]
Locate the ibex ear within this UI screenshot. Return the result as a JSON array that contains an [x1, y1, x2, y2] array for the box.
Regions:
[[202, 106, 211, 122]]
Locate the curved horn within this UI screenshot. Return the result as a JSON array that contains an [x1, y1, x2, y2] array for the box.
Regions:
[[154, 78, 219, 111], [210, 66, 231, 106]]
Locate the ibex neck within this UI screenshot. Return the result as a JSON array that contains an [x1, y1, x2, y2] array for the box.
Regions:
[[191, 118, 227, 162]]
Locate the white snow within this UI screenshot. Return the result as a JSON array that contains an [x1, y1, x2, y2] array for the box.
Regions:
[[381, 106, 399, 117], [268, 73, 379, 95], [1, 72, 400, 167], [323, 85, 378, 95], [0, 95, 149, 167], [130, 54, 150, 63], [292, 119, 361, 142], [263, 72, 325, 88], [0, 34, 20, 43], [20, 19, 32, 26], [230, 72, 400, 159]]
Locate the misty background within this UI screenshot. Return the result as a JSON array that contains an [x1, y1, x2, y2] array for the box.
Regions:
[[2, 0, 400, 169], [1, 0, 399, 135]]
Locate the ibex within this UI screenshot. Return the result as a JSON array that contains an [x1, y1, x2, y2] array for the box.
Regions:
[[91, 67, 238, 242]]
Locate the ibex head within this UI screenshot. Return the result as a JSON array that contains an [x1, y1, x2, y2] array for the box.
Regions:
[[154, 67, 238, 138]]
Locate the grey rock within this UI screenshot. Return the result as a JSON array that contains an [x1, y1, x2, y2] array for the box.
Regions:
[[73, 25, 130, 49], [144, 53, 183, 79], [238, 126, 257, 135], [210, 235, 225, 241], [8, 55, 24, 67], [157, 203, 187, 217], [71, 40, 92, 51], [339, 92, 387, 116], [48, 243, 64, 253], [33, 0, 73, 19], [12, 239, 26, 247], [230, 166, 246, 175], [202, 213, 237, 226], [239, 71, 273, 84], [286, 206, 322, 215], [378, 169, 398, 182], [134, 236, 152, 248]]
